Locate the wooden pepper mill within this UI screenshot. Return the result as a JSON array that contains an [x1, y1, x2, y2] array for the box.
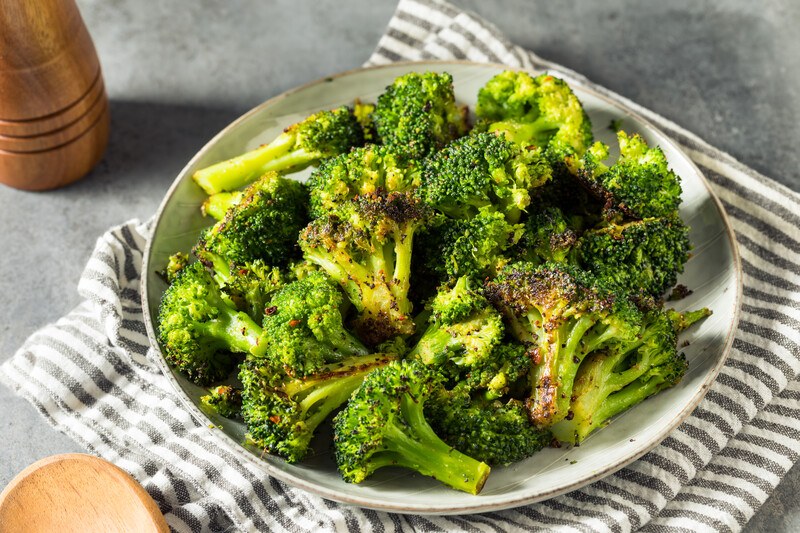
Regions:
[[0, 0, 110, 190]]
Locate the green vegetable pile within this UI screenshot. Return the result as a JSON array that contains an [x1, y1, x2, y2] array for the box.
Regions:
[[158, 70, 710, 495]]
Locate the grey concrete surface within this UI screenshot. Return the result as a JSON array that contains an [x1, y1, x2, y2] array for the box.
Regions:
[[0, 1, 797, 530]]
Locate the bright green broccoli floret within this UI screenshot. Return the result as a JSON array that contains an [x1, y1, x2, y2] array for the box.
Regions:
[[241, 352, 396, 463], [577, 216, 690, 298], [416, 208, 523, 286], [419, 132, 552, 223], [260, 272, 369, 378], [157, 262, 267, 385], [409, 277, 526, 399], [551, 307, 708, 444], [372, 71, 468, 161], [192, 107, 364, 195], [299, 191, 431, 345], [332, 359, 491, 494], [165, 252, 190, 283], [574, 132, 683, 219], [485, 262, 642, 427], [194, 172, 309, 275], [200, 385, 243, 418], [307, 144, 421, 218], [512, 207, 580, 266], [427, 387, 551, 465], [476, 71, 593, 162], [220, 260, 289, 323]]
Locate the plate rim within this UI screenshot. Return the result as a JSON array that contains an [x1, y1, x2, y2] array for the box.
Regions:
[[141, 59, 743, 514]]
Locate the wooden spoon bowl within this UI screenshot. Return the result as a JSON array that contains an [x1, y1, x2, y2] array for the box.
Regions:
[[0, 454, 169, 533]]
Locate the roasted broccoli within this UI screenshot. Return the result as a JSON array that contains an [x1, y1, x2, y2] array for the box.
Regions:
[[157, 262, 268, 385], [200, 385, 243, 418], [164, 252, 190, 283], [409, 276, 526, 399], [476, 71, 593, 162], [485, 262, 642, 427], [202, 191, 243, 221], [419, 132, 551, 223], [577, 216, 690, 298], [372, 71, 468, 160], [299, 191, 431, 345], [551, 307, 708, 444], [241, 352, 396, 463], [415, 208, 523, 286], [512, 206, 581, 266], [219, 260, 289, 323], [573, 132, 682, 219], [333, 359, 491, 494], [192, 107, 364, 195], [427, 387, 551, 465], [194, 172, 309, 275], [260, 272, 369, 377], [307, 144, 421, 218]]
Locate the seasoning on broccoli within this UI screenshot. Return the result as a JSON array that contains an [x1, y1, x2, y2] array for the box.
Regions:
[[200, 385, 243, 418]]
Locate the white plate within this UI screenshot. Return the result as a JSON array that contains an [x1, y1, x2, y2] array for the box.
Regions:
[[141, 61, 741, 514]]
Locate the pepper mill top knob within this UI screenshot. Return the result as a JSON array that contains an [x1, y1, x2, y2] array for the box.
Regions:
[[0, 0, 110, 190]]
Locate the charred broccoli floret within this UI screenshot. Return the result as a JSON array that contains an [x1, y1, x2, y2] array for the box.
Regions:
[[165, 252, 190, 283], [220, 260, 289, 323], [307, 144, 420, 218], [333, 359, 491, 494], [551, 307, 709, 444], [192, 107, 364, 195], [573, 132, 683, 219], [485, 262, 642, 427], [260, 272, 368, 378], [200, 385, 243, 418], [194, 172, 309, 274], [419, 132, 552, 223], [476, 71, 593, 163], [577, 216, 690, 298], [427, 387, 551, 465], [157, 262, 267, 385], [372, 71, 468, 160], [299, 191, 431, 345], [241, 352, 396, 463], [408, 277, 526, 399]]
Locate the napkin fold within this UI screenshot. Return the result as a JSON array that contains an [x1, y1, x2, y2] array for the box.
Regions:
[[3, 0, 800, 531]]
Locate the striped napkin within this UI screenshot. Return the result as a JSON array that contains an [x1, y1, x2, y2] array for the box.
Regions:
[[3, 0, 800, 531]]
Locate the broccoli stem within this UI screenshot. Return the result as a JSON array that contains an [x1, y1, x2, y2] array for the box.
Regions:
[[375, 394, 490, 494], [203, 307, 268, 358], [193, 133, 311, 195], [296, 372, 371, 431], [202, 191, 243, 220], [407, 325, 457, 364]]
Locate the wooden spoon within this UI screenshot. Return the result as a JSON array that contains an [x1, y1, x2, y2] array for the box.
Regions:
[[0, 454, 169, 533]]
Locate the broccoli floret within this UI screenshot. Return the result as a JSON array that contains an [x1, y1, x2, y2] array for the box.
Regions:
[[195, 173, 309, 274], [200, 385, 243, 418], [353, 99, 377, 142], [573, 132, 683, 219], [157, 262, 267, 385], [577, 216, 690, 298], [222, 260, 290, 323], [485, 262, 642, 427], [192, 107, 364, 195], [408, 277, 526, 399], [307, 144, 421, 218], [427, 387, 551, 465], [202, 191, 243, 221], [416, 208, 524, 286], [241, 352, 396, 463], [551, 307, 709, 444], [419, 132, 552, 223], [512, 207, 580, 266], [333, 360, 491, 494], [476, 71, 593, 163], [260, 272, 369, 378], [299, 191, 431, 345], [165, 252, 190, 283], [372, 71, 468, 161]]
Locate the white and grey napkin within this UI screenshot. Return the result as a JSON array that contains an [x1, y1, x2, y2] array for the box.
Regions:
[[3, 0, 800, 531]]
